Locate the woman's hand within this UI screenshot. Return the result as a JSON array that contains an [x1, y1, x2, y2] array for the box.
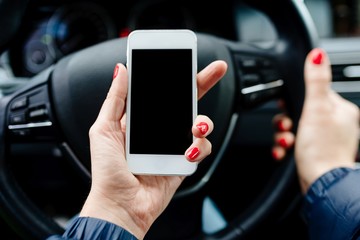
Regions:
[[296, 48, 359, 193], [272, 48, 359, 194], [80, 61, 228, 239]]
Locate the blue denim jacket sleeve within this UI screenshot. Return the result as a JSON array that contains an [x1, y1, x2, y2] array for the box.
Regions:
[[46, 217, 138, 240], [303, 167, 360, 240]]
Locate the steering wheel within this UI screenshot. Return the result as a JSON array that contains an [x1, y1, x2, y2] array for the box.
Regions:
[[0, 0, 319, 239]]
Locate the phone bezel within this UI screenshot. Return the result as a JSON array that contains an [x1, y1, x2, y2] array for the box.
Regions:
[[126, 29, 198, 175]]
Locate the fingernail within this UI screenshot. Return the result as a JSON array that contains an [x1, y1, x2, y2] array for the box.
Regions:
[[196, 122, 209, 135], [186, 147, 200, 161], [312, 49, 323, 65], [113, 65, 120, 79], [278, 138, 288, 148]]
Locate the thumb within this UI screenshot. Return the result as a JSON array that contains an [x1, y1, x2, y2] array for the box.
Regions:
[[97, 63, 128, 123], [303, 48, 332, 101]]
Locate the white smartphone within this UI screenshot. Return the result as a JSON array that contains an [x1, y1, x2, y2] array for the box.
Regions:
[[126, 29, 198, 175]]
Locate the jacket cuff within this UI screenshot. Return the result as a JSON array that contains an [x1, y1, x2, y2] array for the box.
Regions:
[[48, 216, 138, 240]]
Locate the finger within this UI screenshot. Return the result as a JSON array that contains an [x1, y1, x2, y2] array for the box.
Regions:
[[97, 64, 128, 123], [272, 113, 293, 132], [304, 48, 332, 101], [197, 60, 228, 99], [185, 138, 212, 162], [272, 145, 287, 161], [192, 115, 214, 138], [274, 131, 295, 149]]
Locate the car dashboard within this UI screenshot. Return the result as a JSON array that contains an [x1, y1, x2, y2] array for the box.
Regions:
[[1, 0, 360, 239], [3, 0, 237, 79]]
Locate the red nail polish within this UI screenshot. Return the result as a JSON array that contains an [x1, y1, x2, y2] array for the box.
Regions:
[[278, 138, 288, 148], [186, 147, 200, 161], [312, 49, 323, 65], [113, 65, 120, 79], [196, 122, 209, 135]]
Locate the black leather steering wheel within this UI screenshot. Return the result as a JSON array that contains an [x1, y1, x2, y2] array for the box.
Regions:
[[0, 1, 319, 239]]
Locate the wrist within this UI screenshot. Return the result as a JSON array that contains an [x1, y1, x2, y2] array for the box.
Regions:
[[79, 190, 148, 240], [298, 161, 356, 194]]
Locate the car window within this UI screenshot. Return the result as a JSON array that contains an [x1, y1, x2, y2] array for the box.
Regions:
[[234, 0, 360, 42], [305, 0, 360, 38]]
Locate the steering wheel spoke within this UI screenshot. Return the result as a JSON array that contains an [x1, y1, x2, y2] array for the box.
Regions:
[[7, 84, 55, 141]]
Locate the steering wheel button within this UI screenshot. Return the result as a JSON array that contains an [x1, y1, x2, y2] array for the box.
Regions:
[[11, 97, 28, 110], [261, 69, 279, 83], [260, 59, 273, 68], [10, 113, 26, 124], [29, 108, 48, 119], [240, 58, 258, 69], [242, 74, 261, 86], [11, 129, 30, 137]]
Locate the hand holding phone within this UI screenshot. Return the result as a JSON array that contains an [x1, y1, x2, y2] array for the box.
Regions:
[[126, 29, 198, 175]]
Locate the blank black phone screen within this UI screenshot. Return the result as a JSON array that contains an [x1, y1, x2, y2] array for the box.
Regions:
[[129, 49, 193, 154]]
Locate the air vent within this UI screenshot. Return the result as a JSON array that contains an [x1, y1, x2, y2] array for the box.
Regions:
[[332, 64, 360, 82]]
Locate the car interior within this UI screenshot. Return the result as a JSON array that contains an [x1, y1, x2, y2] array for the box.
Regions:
[[0, 0, 360, 239]]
